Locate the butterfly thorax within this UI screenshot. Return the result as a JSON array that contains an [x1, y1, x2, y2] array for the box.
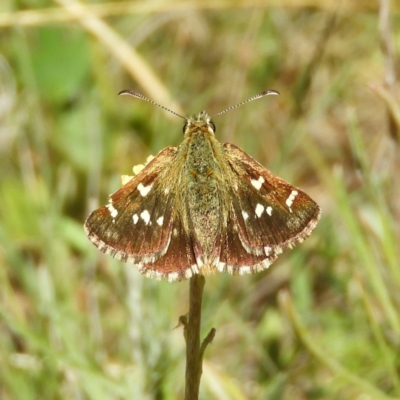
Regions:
[[178, 112, 227, 266]]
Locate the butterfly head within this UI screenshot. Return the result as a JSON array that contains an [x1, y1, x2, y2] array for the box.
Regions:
[[183, 111, 216, 135]]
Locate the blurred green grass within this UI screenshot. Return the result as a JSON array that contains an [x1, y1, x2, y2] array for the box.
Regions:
[[1, 1, 400, 399]]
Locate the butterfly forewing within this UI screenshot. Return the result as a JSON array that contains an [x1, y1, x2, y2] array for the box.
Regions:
[[85, 147, 178, 264], [220, 143, 320, 274]]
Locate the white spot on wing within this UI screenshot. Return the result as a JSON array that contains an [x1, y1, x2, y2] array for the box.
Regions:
[[251, 176, 265, 190], [286, 190, 299, 212], [164, 187, 170, 194], [138, 183, 152, 197], [266, 206, 273, 216], [140, 210, 151, 225], [106, 202, 118, 219], [157, 216, 164, 226], [133, 214, 139, 224], [242, 210, 249, 220], [255, 203, 264, 218]]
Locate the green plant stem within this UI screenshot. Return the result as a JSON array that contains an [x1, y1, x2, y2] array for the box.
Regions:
[[183, 275, 216, 400]]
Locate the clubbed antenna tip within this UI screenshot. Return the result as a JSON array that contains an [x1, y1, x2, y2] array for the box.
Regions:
[[213, 89, 279, 117], [118, 90, 186, 120]]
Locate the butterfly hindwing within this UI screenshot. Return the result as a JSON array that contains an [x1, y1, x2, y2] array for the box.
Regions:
[[139, 215, 198, 281], [217, 209, 274, 275]]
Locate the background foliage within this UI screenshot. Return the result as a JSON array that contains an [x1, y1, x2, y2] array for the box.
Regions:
[[1, 1, 400, 399]]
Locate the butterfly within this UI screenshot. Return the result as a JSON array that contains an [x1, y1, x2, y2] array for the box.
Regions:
[[84, 90, 321, 282]]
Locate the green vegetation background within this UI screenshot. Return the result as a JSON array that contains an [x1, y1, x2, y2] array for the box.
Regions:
[[1, 1, 400, 399]]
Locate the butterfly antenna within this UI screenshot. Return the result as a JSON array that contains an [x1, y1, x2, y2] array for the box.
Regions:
[[213, 89, 279, 117], [119, 90, 186, 120]]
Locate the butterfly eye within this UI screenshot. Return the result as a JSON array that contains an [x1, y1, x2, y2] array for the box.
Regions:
[[209, 121, 216, 133], [183, 122, 189, 134]]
